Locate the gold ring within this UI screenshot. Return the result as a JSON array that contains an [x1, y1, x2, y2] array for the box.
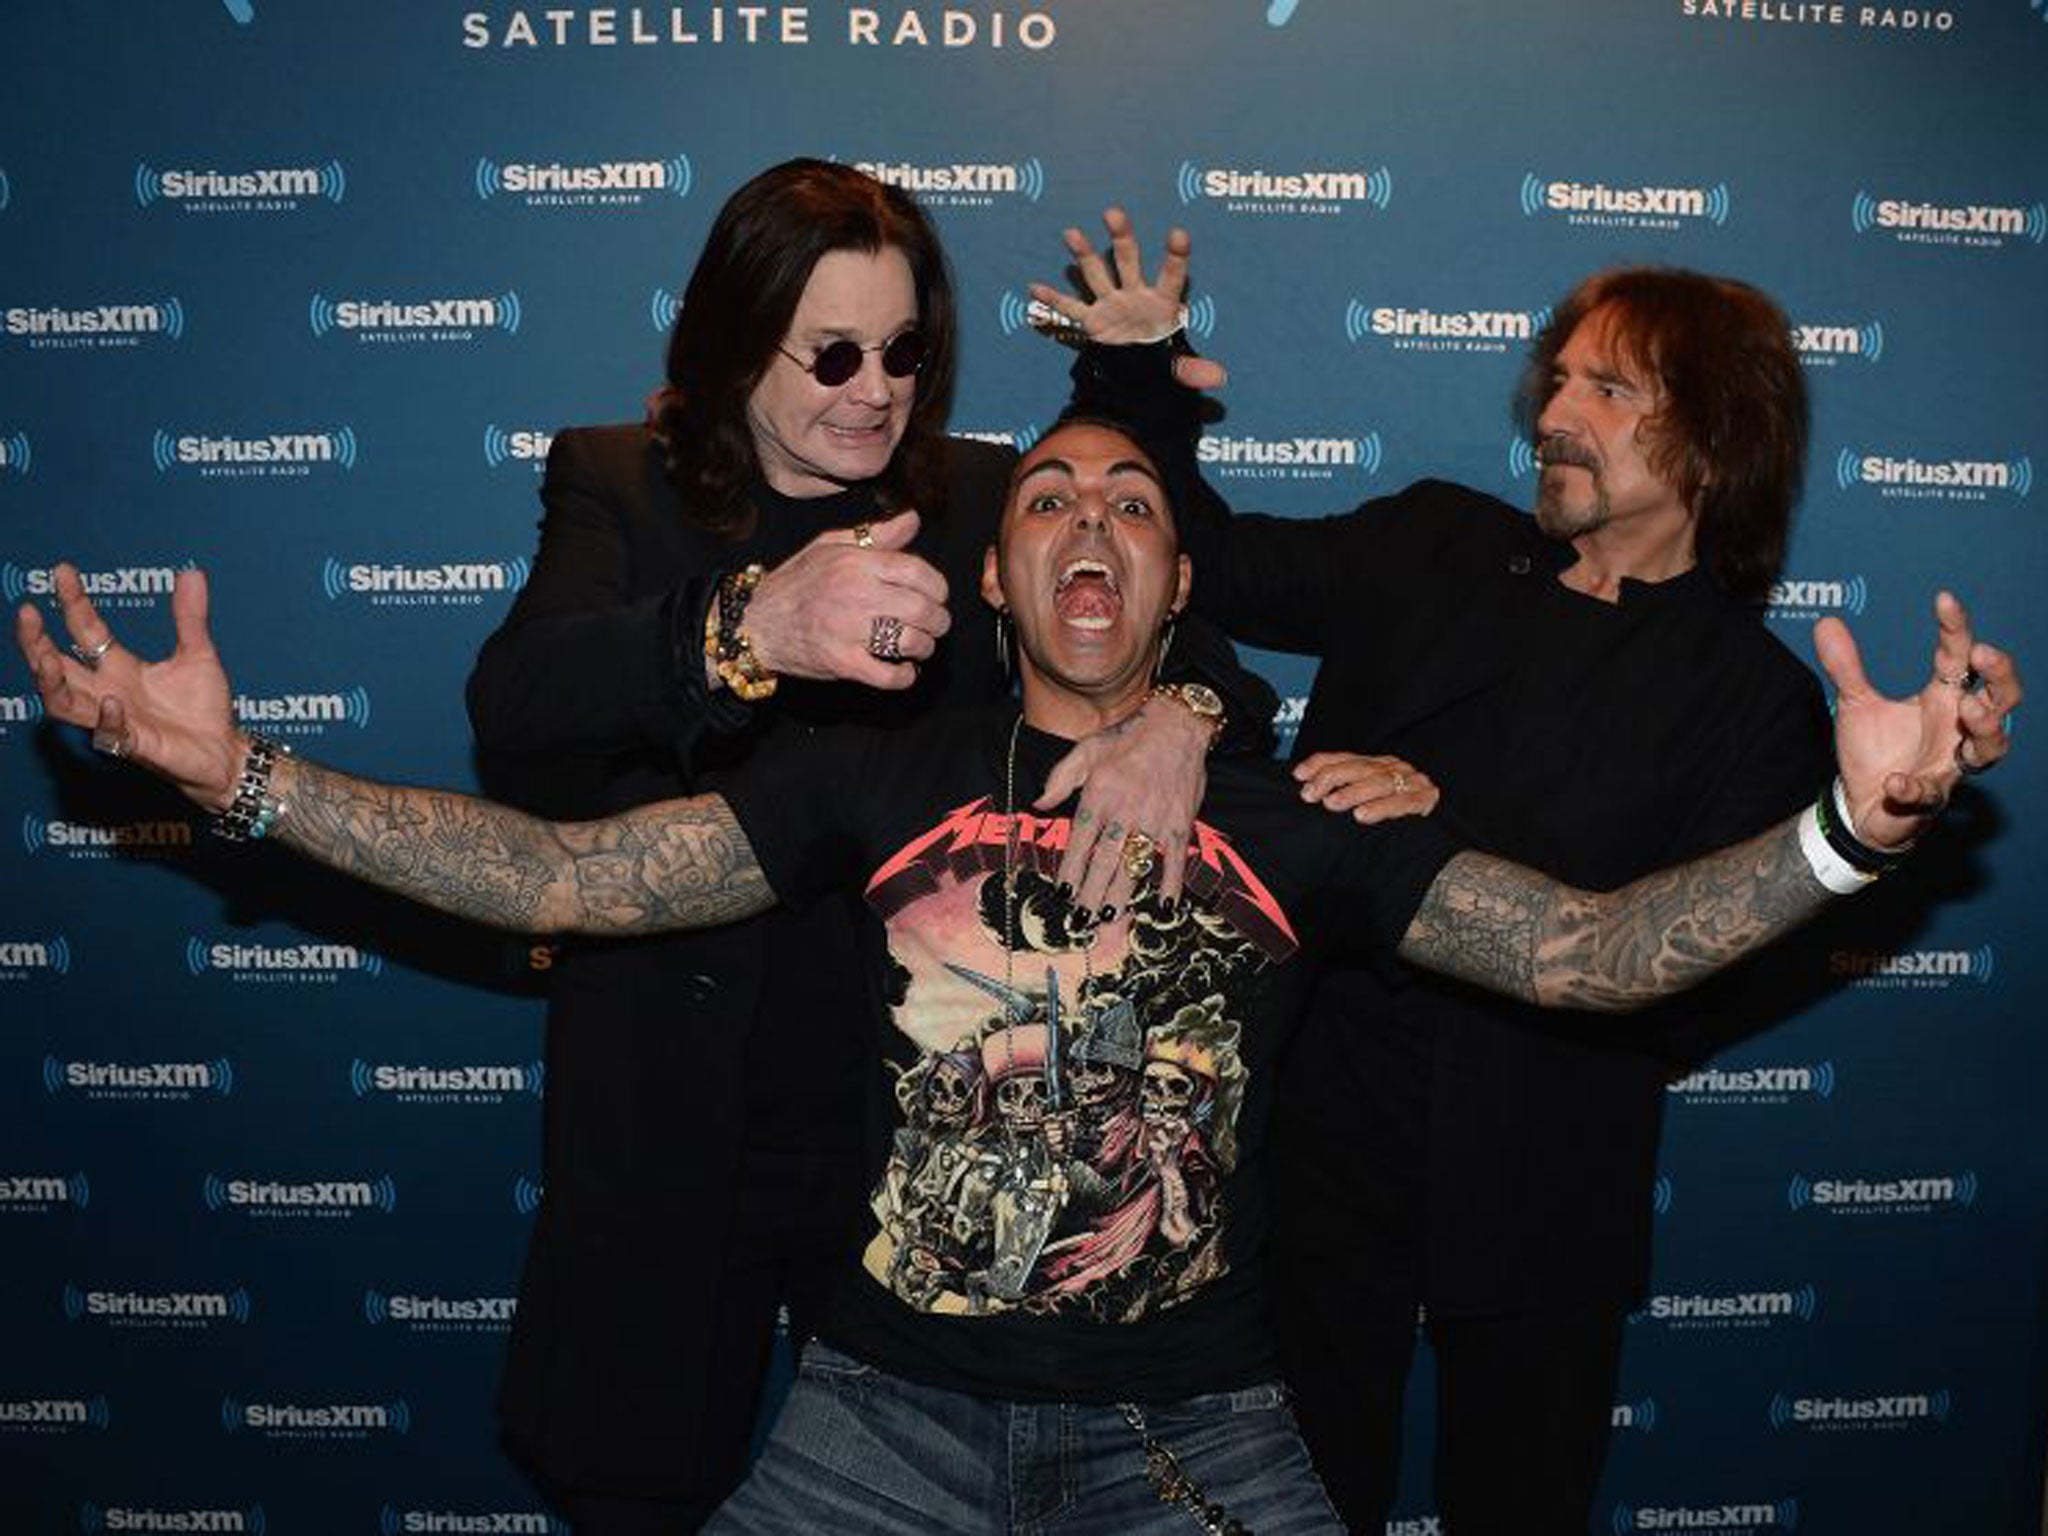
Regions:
[[852, 522, 875, 549], [1121, 832, 1158, 883]]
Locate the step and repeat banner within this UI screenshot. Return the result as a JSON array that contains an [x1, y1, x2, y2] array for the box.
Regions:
[[4, 3, 2044, 1533]]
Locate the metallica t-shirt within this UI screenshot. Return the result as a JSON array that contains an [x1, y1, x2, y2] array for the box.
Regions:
[[720, 707, 1458, 1402]]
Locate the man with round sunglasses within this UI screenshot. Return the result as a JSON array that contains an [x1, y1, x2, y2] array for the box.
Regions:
[[463, 161, 1271, 1533], [19, 415, 2010, 1535]]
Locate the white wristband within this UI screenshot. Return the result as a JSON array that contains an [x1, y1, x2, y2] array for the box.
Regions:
[[1798, 800, 1877, 896]]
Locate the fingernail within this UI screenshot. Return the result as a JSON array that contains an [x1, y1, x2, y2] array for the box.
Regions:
[[1056, 882, 1074, 901], [1098, 904, 1117, 923]]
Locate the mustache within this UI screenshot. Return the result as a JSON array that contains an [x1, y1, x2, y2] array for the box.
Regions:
[[1534, 434, 1598, 472]]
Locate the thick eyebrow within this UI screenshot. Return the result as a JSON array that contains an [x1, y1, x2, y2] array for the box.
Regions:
[[1013, 456, 1164, 492]]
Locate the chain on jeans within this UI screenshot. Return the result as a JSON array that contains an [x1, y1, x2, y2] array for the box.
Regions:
[[1119, 1403, 1253, 1535]]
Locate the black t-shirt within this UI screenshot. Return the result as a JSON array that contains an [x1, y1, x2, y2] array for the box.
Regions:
[[721, 707, 1458, 1402]]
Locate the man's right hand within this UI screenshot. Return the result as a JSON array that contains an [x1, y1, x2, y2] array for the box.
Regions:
[[16, 562, 246, 811], [734, 509, 951, 692], [1294, 751, 1442, 825]]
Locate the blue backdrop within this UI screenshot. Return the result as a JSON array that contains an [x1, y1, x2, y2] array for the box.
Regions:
[[5, 4, 2044, 1533]]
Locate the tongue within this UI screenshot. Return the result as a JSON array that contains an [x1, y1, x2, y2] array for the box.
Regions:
[[1056, 577, 1119, 622]]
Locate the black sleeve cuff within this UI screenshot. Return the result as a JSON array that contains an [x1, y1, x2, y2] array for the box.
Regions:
[[664, 571, 756, 738]]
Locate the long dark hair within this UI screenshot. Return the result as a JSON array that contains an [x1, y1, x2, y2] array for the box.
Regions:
[[1518, 267, 1807, 603], [652, 159, 957, 536]]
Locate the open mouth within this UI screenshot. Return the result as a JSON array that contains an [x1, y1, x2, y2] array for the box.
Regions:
[[1053, 559, 1121, 631]]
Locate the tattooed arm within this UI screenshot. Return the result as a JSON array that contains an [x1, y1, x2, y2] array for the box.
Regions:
[[1395, 588, 2022, 1011], [267, 756, 773, 935], [1398, 818, 1829, 1013], [15, 564, 775, 935]]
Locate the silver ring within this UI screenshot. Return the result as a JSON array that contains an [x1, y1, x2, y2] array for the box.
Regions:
[[868, 615, 906, 661], [1390, 771, 1411, 796], [93, 730, 127, 760], [852, 522, 875, 550], [72, 636, 114, 669], [1954, 741, 1990, 777]]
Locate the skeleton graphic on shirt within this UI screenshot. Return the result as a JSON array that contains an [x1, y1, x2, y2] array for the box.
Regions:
[[861, 800, 1296, 1321]]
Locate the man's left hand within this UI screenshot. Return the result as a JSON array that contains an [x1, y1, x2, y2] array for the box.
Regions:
[[1815, 590, 2021, 849], [1038, 696, 1211, 913]]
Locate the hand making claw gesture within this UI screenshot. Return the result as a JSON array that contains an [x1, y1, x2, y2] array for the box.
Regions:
[[1816, 590, 2020, 848], [1028, 207, 1228, 392], [16, 562, 244, 811]]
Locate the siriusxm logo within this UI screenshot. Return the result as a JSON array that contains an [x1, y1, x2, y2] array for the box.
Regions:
[[321, 557, 528, 608], [1667, 1060, 1835, 1105], [1788, 1170, 1978, 1213], [1177, 160, 1390, 216], [512, 1176, 545, 1216], [377, 1509, 563, 1536], [64, 1284, 252, 1328], [1793, 320, 1883, 366], [1652, 1176, 1673, 1215], [46, 1055, 233, 1100], [0, 428, 31, 475], [204, 1173, 397, 1218], [185, 936, 382, 981], [79, 1505, 266, 1534], [996, 289, 1218, 342], [476, 152, 690, 205], [1611, 1397, 1658, 1432], [153, 427, 356, 477], [230, 685, 372, 736], [1830, 943, 1995, 988], [23, 816, 194, 859], [954, 427, 1042, 452], [4, 298, 185, 349], [1768, 1389, 1950, 1431], [0, 691, 43, 727], [1637, 1284, 1818, 1331], [309, 292, 521, 343], [362, 1289, 518, 1333], [0, 1396, 111, 1432], [1834, 448, 2031, 501], [1273, 696, 1307, 750], [135, 159, 344, 211], [483, 424, 554, 469], [349, 1058, 544, 1101], [222, 1397, 410, 1439], [1611, 1500, 1797, 1533], [1197, 431, 1381, 483], [1344, 301, 1549, 355], [0, 1171, 90, 1210], [1852, 191, 2045, 248], [1520, 173, 1730, 229], [5, 562, 184, 612], [1767, 576, 1868, 622], [855, 157, 1045, 206], [0, 936, 72, 977]]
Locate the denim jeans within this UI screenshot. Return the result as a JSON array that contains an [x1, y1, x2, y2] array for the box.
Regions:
[[703, 1341, 1344, 1535]]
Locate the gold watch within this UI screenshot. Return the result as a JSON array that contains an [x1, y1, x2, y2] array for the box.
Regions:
[[1151, 681, 1227, 744]]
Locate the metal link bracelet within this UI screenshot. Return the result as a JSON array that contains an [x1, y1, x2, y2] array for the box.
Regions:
[[213, 733, 291, 842]]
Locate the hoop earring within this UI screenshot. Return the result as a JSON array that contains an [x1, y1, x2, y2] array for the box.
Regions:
[[996, 608, 1013, 682]]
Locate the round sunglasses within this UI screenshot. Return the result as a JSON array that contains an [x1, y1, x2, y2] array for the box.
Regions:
[[777, 329, 927, 388]]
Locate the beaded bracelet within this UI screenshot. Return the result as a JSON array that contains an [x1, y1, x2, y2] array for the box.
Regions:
[[214, 733, 291, 843], [703, 563, 778, 701]]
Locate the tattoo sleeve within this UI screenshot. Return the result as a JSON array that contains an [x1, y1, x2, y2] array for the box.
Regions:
[[270, 757, 774, 934], [1397, 815, 1832, 1012]]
